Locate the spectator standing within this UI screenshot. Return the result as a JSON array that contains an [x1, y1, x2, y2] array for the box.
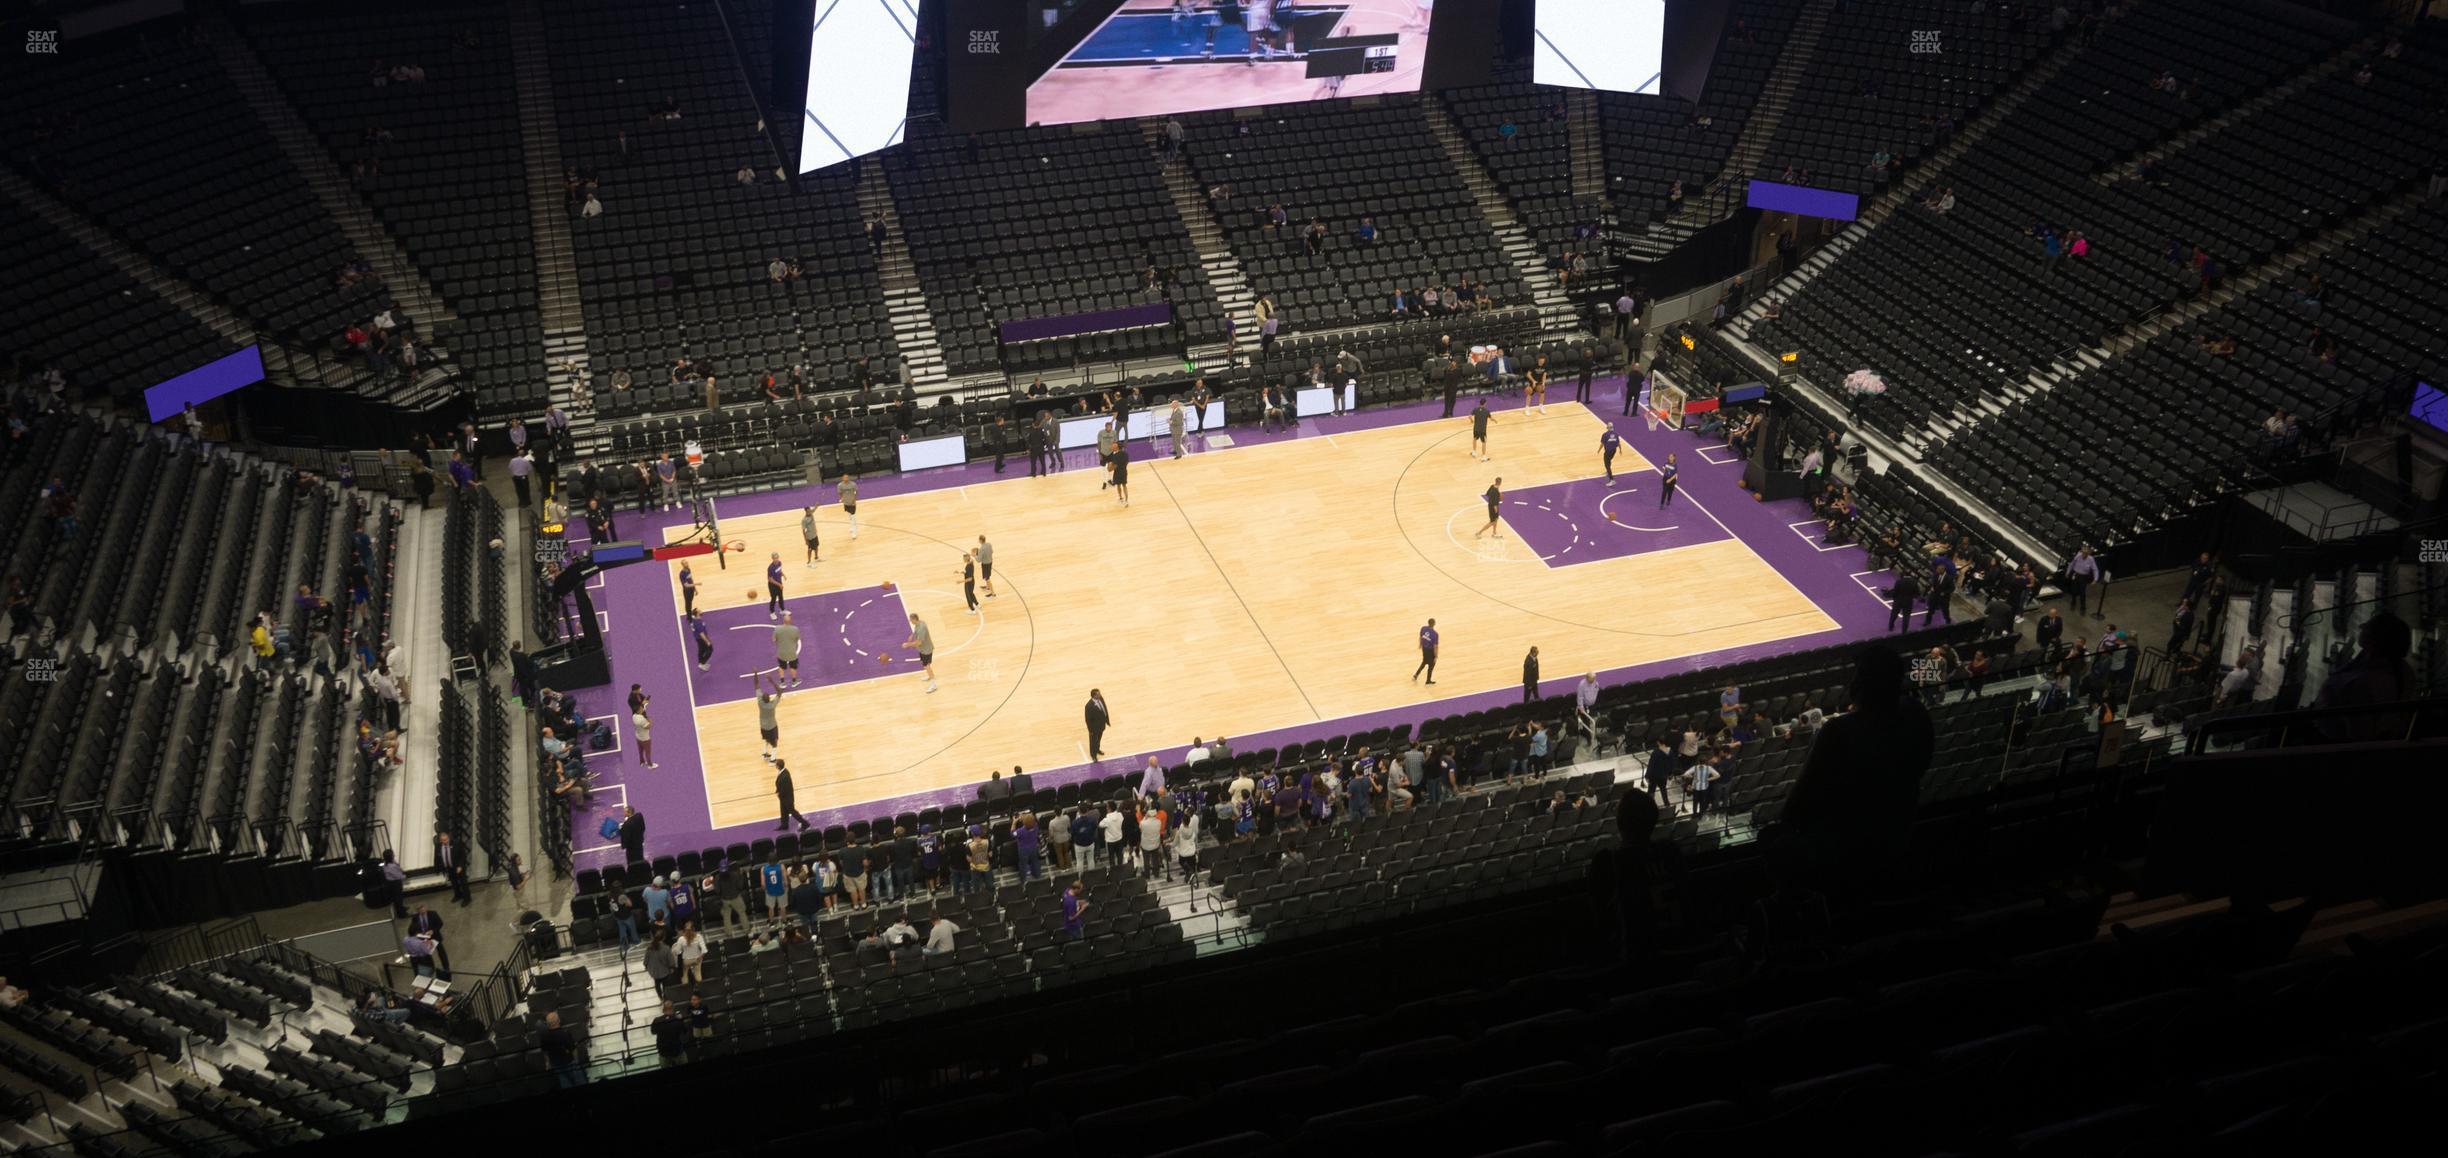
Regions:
[[1137, 804, 1165, 875], [1048, 807, 1075, 870], [641, 933, 677, 994], [1062, 881, 1090, 940], [1779, 647, 1936, 902], [1014, 813, 1044, 880], [542, 1011, 583, 1086], [2065, 546, 2100, 614], [1100, 802, 1128, 868], [1072, 807, 1101, 871], [650, 998, 687, 1062], [633, 694, 658, 768], [436, 831, 471, 905], [675, 923, 706, 985]]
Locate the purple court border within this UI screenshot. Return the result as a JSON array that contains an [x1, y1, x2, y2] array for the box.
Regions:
[[561, 378, 1899, 868]]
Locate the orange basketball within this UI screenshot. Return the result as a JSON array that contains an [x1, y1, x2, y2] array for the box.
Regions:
[[880, 581, 896, 592], [746, 589, 759, 601], [876, 653, 892, 666]]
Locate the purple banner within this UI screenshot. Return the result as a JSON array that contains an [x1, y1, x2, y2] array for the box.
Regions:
[[1745, 179, 1860, 222], [998, 302, 1173, 345], [144, 344, 266, 422]]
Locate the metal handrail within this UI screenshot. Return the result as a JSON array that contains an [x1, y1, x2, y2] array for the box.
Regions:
[[2277, 578, 2448, 632], [2183, 696, 2447, 754]]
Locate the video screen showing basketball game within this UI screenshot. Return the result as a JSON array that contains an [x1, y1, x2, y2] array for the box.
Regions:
[[1026, 0, 1442, 126]]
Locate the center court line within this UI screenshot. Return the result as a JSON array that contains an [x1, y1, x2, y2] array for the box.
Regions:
[[1145, 461, 1323, 721]]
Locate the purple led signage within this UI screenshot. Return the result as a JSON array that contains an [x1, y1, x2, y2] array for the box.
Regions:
[[1745, 180, 1860, 222], [143, 344, 266, 422]]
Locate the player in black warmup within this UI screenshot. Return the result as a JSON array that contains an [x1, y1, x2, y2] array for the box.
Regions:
[[1475, 478, 1504, 539]]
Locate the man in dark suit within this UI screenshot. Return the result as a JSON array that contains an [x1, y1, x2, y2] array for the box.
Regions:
[[1522, 647, 1541, 704], [408, 903, 451, 974], [435, 831, 471, 905], [1575, 348, 1596, 404], [619, 806, 646, 866], [979, 771, 1013, 803], [1437, 356, 1461, 417], [1887, 570, 1922, 632], [775, 761, 810, 831], [1007, 766, 1034, 794], [1085, 690, 1112, 760]]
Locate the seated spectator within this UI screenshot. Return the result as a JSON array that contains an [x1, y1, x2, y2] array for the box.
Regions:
[[2312, 611, 2415, 740], [356, 989, 412, 1023], [2215, 646, 2263, 708], [1353, 215, 1378, 245], [736, 165, 756, 185], [0, 976, 27, 1010], [900, 913, 955, 961]]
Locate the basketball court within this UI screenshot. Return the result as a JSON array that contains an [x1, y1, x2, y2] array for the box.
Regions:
[[558, 376, 1900, 866]]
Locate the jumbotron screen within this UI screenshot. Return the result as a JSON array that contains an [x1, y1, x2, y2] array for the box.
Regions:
[[797, 0, 922, 174], [947, 1, 1493, 132], [1032, 1, 1436, 125], [1534, 0, 1666, 94]]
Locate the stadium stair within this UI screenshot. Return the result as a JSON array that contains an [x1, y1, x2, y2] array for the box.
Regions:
[[859, 165, 956, 395], [1566, 88, 1605, 206], [201, 17, 455, 338], [200, 17, 460, 413], [1729, 5, 2095, 329], [1143, 118, 1258, 370], [1617, 0, 1835, 263], [1420, 94, 1581, 336], [0, 168, 398, 405], [508, 0, 595, 444], [2094, 32, 2384, 186]]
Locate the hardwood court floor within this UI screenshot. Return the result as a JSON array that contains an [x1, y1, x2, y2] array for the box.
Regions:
[[669, 404, 1833, 827]]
